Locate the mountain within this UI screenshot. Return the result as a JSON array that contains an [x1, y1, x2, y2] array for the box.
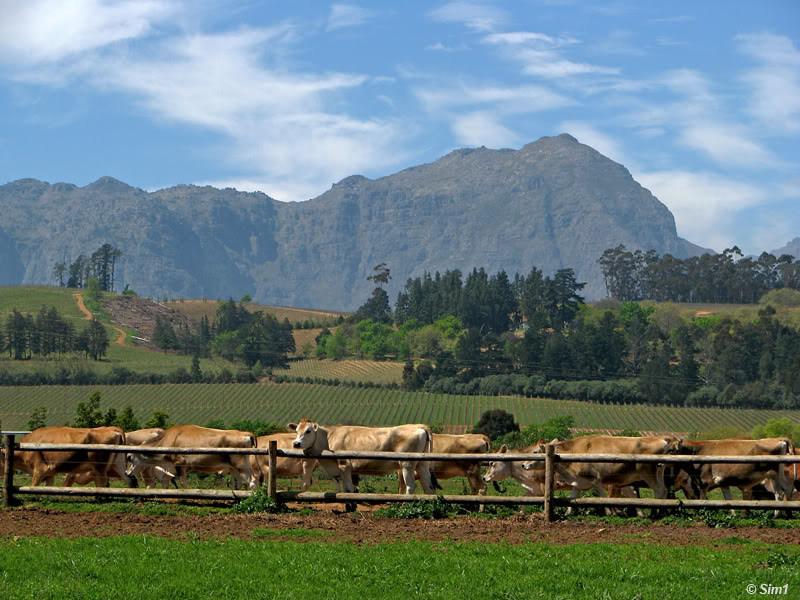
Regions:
[[771, 238, 800, 259], [0, 134, 707, 310]]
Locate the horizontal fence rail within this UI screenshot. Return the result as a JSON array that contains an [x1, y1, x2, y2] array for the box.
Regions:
[[3, 434, 799, 522]]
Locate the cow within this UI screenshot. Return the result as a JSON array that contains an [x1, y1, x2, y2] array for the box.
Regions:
[[484, 443, 639, 514], [63, 428, 165, 488], [672, 438, 795, 516], [250, 433, 318, 492], [397, 433, 490, 495], [288, 419, 436, 495], [126, 425, 258, 490], [2, 426, 128, 487], [521, 435, 681, 516]]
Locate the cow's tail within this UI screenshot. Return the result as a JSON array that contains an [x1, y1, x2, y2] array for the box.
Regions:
[[423, 426, 442, 491], [250, 435, 262, 486], [784, 439, 797, 489]]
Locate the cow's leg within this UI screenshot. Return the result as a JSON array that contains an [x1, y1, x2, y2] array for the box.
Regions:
[[396, 469, 405, 495], [467, 465, 487, 512], [417, 462, 437, 495], [400, 461, 418, 494], [720, 486, 738, 517], [301, 461, 314, 492]]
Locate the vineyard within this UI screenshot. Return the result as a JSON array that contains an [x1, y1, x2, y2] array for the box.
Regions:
[[167, 299, 346, 325], [274, 359, 404, 384], [3, 382, 799, 434]]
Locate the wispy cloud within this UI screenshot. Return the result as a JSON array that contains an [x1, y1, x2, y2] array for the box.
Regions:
[[591, 30, 645, 56], [482, 30, 620, 78], [451, 112, 519, 147], [737, 32, 800, 134], [0, 0, 176, 65], [428, 2, 507, 32], [679, 123, 777, 168], [636, 170, 771, 251], [327, 3, 377, 31], [425, 42, 467, 52], [647, 15, 694, 24]]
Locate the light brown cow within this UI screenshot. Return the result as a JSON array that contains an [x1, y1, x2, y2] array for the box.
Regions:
[[288, 419, 436, 494], [3, 426, 127, 487], [521, 435, 681, 516], [397, 433, 491, 495], [674, 438, 795, 515], [126, 425, 258, 490], [250, 433, 318, 491], [63, 428, 166, 487]]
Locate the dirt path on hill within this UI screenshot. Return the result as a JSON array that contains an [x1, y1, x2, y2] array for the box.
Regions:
[[73, 293, 128, 346], [2, 507, 799, 546]]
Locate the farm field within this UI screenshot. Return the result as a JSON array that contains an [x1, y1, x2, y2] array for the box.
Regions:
[[0, 520, 798, 600], [274, 359, 404, 384], [2, 381, 799, 434], [167, 299, 346, 325]]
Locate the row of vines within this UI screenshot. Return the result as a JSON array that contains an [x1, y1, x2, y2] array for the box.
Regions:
[[3, 383, 800, 433]]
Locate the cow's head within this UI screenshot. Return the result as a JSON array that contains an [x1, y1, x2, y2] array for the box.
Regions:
[[664, 436, 684, 454], [484, 444, 510, 485], [288, 418, 318, 450]]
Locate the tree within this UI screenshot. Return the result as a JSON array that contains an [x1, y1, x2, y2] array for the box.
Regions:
[[74, 391, 104, 428], [144, 410, 170, 429], [27, 406, 48, 430], [472, 409, 519, 441], [545, 268, 586, 330], [52, 262, 67, 287], [116, 406, 140, 432], [86, 318, 110, 360], [367, 263, 391, 287], [191, 354, 203, 382]]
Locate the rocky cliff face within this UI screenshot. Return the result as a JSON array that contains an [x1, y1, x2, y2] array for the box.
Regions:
[[0, 134, 706, 309]]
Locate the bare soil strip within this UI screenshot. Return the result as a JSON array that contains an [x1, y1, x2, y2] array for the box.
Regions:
[[2, 509, 799, 546], [73, 293, 127, 345]]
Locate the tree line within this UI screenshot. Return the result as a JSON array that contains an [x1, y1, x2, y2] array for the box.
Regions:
[[2, 306, 109, 361], [151, 297, 296, 369], [53, 243, 123, 291], [598, 245, 800, 303]]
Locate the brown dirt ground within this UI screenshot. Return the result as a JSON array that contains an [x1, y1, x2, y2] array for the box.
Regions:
[[2, 507, 800, 546]]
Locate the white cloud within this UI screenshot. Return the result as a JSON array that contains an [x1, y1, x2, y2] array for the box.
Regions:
[[679, 124, 776, 168], [327, 3, 376, 31], [425, 42, 466, 52], [482, 30, 619, 79], [737, 33, 800, 133], [636, 170, 770, 251], [416, 83, 573, 113], [647, 15, 693, 24], [450, 112, 519, 147], [0, 0, 175, 65], [428, 2, 507, 32]]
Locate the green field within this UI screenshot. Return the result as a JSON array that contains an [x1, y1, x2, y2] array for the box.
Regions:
[[0, 535, 797, 600], [274, 359, 404, 384], [3, 381, 799, 433]]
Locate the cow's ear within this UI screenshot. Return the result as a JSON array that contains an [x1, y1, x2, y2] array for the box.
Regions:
[[499, 445, 508, 453], [287, 423, 297, 431], [312, 423, 319, 431]]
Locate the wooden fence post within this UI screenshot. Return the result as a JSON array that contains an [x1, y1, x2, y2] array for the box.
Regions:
[[3, 435, 15, 507], [267, 440, 277, 499], [543, 444, 555, 523]]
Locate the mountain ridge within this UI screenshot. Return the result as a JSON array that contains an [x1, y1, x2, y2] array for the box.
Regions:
[[1, 134, 707, 309]]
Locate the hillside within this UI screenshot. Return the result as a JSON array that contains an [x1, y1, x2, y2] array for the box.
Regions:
[[772, 238, 800, 259], [0, 135, 707, 309]]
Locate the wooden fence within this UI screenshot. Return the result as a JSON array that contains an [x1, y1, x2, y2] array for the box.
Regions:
[[3, 434, 800, 522]]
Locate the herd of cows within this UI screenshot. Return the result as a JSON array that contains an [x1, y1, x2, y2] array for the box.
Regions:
[[2, 421, 799, 516]]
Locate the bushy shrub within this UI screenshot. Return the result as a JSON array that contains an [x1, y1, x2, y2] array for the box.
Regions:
[[234, 487, 288, 514], [472, 409, 519, 441]]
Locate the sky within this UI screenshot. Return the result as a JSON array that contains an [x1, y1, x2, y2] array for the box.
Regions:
[[0, 1, 798, 255]]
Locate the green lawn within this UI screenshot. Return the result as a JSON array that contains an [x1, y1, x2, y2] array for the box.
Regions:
[[0, 536, 797, 599], [0, 285, 86, 319]]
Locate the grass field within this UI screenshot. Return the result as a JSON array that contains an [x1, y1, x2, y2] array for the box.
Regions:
[[2, 381, 799, 433], [0, 535, 797, 600]]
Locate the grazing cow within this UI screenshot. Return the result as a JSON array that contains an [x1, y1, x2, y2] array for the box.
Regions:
[[2, 426, 128, 487], [521, 435, 681, 516], [673, 438, 795, 516], [288, 419, 436, 494], [397, 433, 490, 495], [126, 425, 258, 490], [63, 428, 166, 488], [250, 433, 318, 491]]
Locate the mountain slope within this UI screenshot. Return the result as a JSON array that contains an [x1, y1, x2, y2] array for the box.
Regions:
[[0, 134, 706, 309]]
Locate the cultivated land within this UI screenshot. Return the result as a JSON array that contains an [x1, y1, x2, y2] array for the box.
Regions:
[[3, 381, 800, 433], [2, 286, 799, 435], [0, 509, 799, 600]]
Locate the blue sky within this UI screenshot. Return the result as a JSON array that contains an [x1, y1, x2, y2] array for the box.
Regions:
[[0, 1, 798, 255]]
